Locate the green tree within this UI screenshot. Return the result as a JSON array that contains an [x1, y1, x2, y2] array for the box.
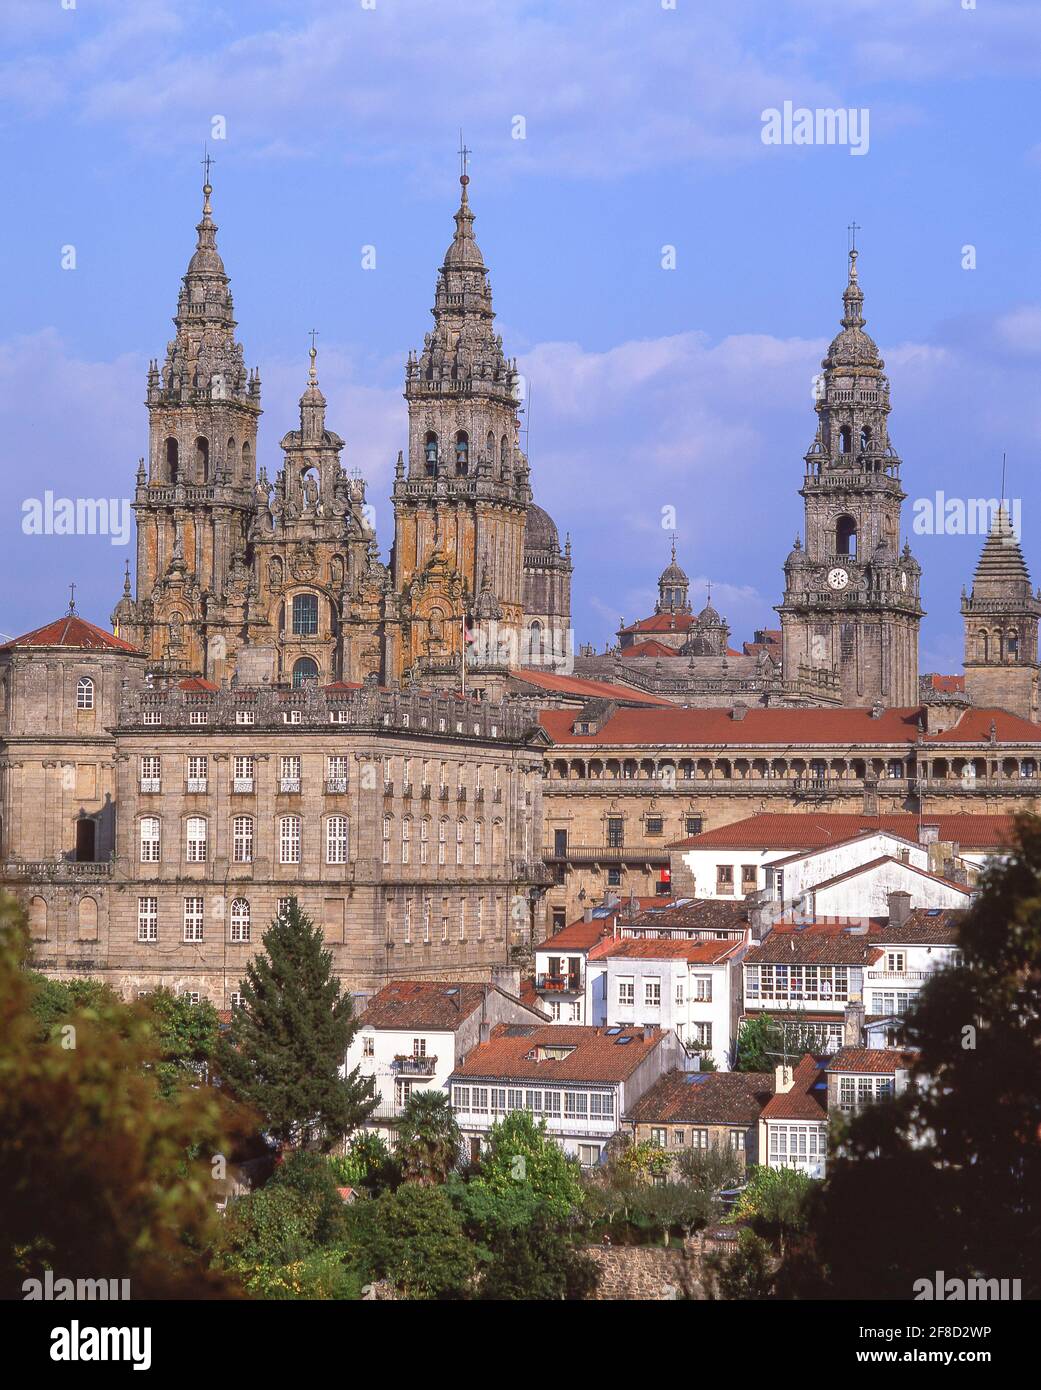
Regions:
[[217, 900, 374, 1149], [797, 814, 1041, 1299], [734, 1013, 821, 1071], [631, 1181, 712, 1245], [675, 1140, 743, 1197], [705, 1229, 776, 1300], [145, 987, 220, 1098], [395, 1089, 462, 1185], [329, 1132, 395, 1194], [218, 1151, 349, 1270], [348, 1183, 475, 1299], [479, 1213, 599, 1300], [468, 1111, 584, 1223], [27, 974, 116, 1041], [0, 896, 247, 1298], [727, 1165, 812, 1259]]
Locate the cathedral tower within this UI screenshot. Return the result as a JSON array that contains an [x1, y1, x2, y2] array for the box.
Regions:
[[114, 172, 262, 681], [778, 246, 923, 706], [389, 170, 530, 684], [961, 506, 1041, 720]]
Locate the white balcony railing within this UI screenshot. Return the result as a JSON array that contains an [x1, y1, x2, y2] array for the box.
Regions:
[[140, 778, 161, 793], [186, 778, 208, 793], [280, 777, 301, 793], [233, 778, 255, 794], [326, 778, 348, 794]]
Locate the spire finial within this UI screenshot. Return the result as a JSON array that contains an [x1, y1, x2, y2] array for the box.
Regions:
[[308, 328, 319, 384], [122, 560, 131, 598], [201, 146, 214, 215], [67, 582, 76, 615], [458, 129, 471, 193]]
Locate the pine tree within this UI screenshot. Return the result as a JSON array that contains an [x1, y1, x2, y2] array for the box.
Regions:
[[217, 899, 375, 1150]]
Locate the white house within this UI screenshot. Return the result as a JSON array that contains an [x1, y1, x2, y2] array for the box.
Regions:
[[806, 855, 971, 919], [671, 812, 1013, 902], [449, 1022, 681, 1167], [586, 936, 746, 1069], [346, 978, 544, 1140]]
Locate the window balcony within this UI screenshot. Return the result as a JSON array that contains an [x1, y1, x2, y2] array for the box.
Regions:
[[868, 969, 929, 983], [326, 778, 348, 794], [140, 779, 161, 793], [536, 973, 583, 995], [232, 778, 255, 794], [280, 777, 301, 794], [186, 778, 208, 794], [392, 1055, 437, 1076]]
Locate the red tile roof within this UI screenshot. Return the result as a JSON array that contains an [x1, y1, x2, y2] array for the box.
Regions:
[[926, 674, 966, 693], [588, 936, 742, 964], [178, 676, 219, 692], [619, 640, 679, 659], [620, 614, 696, 635], [827, 1047, 916, 1075], [0, 613, 140, 654], [451, 1023, 667, 1084], [540, 704, 1041, 748], [508, 668, 670, 706], [761, 1054, 829, 1122], [745, 922, 884, 966], [625, 1069, 774, 1126], [668, 811, 1018, 852], [360, 980, 532, 1031], [536, 899, 664, 952]]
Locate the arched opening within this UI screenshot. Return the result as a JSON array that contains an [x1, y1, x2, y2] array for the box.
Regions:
[[486, 430, 495, 462], [836, 515, 857, 557], [860, 426, 871, 452], [978, 630, 989, 662], [455, 431, 469, 475], [424, 432, 439, 476], [500, 436, 509, 471], [75, 817, 96, 863], [77, 896, 98, 940], [293, 656, 319, 688], [301, 467, 319, 509], [529, 620, 544, 662], [292, 593, 319, 636], [76, 676, 94, 710], [241, 440, 252, 479], [1007, 631, 1020, 660], [195, 436, 210, 483], [227, 437, 237, 475], [165, 437, 179, 485], [29, 896, 48, 940], [839, 425, 852, 455]]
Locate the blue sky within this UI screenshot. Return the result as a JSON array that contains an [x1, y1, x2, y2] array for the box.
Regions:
[[2, 0, 1040, 672]]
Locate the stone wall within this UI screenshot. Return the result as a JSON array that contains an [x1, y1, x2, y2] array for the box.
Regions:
[[581, 1234, 736, 1300]]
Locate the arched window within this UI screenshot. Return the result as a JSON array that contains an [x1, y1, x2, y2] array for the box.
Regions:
[[326, 815, 349, 865], [241, 440, 252, 478], [140, 816, 161, 863], [195, 435, 210, 483], [978, 630, 989, 661], [401, 817, 411, 864], [232, 815, 254, 864], [836, 515, 857, 557], [76, 676, 95, 710], [293, 656, 319, 688], [165, 437, 179, 484], [77, 896, 98, 940], [455, 431, 469, 474], [382, 815, 392, 864], [529, 621, 544, 662], [486, 430, 495, 462], [227, 437, 237, 475], [839, 426, 851, 455], [1007, 632, 1020, 661], [500, 435, 509, 470], [29, 895, 48, 940], [424, 432, 439, 475], [860, 426, 871, 451], [292, 593, 319, 637], [186, 817, 208, 863], [230, 898, 251, 942], [279, 815, 301, 864]]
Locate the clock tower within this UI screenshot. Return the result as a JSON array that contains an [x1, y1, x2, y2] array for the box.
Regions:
[[778, 244, 923, 707]]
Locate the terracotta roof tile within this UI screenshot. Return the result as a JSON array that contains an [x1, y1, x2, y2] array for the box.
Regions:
[[620, 614, 696, 635], [360, 981, 504, 1031], [508, 668, 670, 706], [0, 613, 140, 654], [589, 937, 741, 963], [625, 1069, 774, 1126], [668, 811, 1018, 852], [745, 923, 883, 965], [178, 676, 219, 692], [537, 899, 664, 952], [827, 1047, 917, 1075], [450, 1023, 666, 1083], [761, 1054, 829, 1122]]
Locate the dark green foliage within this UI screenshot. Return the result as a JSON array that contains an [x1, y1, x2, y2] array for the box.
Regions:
[[468, 1110, 584, 1223], [734, 1013, 822, 1071], [395, 1089, 462, 1185], [705, 1230, 776, 1300], [795, 815, 1041, 1299], [479, 1214, 599, 1300], [217, 899, 375, 1148], [145, 987, 220, 1098], [347, 1183, 476, 1299], [675, 1140, 743, 1197], [27, 973, 117, 1041], [328, 1132, 396, 1194], [219, 1151, 349, 1269]]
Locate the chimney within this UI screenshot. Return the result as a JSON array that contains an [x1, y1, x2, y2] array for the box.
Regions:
[[731, 701, 748, 721], [774, 1063, 795, 1094], [862, 771, 879, 816], [490, 965, 521, 998], [479, 1021, 491, 1043], [583, 906, 593, 924], [887, 890, 912, 928], [870, 699, 885, 719], [843, 998, 865, 1046]]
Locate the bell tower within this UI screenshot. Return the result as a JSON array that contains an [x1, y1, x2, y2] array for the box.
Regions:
[[389, 158, 530, 685], [778, 241, 923, 706], [961, 506, 1041, 720], [114, 165, 262, 680]]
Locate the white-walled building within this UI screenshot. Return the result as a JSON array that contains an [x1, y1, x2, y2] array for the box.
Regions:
[[346, 978, 544, 1140], [449, 1022, 681, 1166], [586, 936, 746, 1068], [806, 855, 971, 919], [670, 812, 1014, 902]]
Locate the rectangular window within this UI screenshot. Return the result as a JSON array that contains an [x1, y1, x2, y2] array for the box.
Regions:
[[280, 756, 301, 792], [473, 821, 481, 866], [741, 864, 757, 891], [452, 1086, 470, 1111], [401, 819, 410, 864], [183, 896, 204, 942], [139, 817, 161, 863], [362, 1036, 374, 1057], [326, 755, 349, 793], [729, 1130, 745, 1152], [423, 897, 431, 944], [685, 815, 703, 837], [694, 975, 712, 1002], [525, 1090, 544, 1113], [232, 815, 253, 864], [618, 977, 634, 1006], [382, 817, 392, 865], [142, 709, 162, 725], [716, 864, 734, 894], [420, 820, 429, 866], [187, 755, 208, 791], [233, 755, 255, 792], [189, 709, 207, 726], [644, 977, 661, 1007], [280, 816, 301, 864], [650, 1127, 667, 1148], [542, 1091, 561, 1117], [564, 1092, 588, 1118], [646, 815, 663, 836], [403, 899, 412, 945], [691, 1129, 709, 1149], [137, 896, 158, 942], [326, 815, 349, 864], [589, 1092, 614, 1120], [606, 817, 624, 848], [471, 1087, 489, 1115], [477, 897, 484, 941], [438, 819, 446, 865], [140, 756, 161, 792], [692, 1022, 713, 1049], [886, 951, 906, 972], [235, 709, 255, 725]]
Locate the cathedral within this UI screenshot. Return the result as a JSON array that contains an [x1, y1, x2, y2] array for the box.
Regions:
[[112, 168, 573, 695]]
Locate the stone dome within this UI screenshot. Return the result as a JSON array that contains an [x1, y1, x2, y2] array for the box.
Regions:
[[525, 503, 560, 555]]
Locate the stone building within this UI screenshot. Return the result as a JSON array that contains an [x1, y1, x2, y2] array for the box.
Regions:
[[0, 628, 549, 1004], [961, 505, 1041, 720], [778, 247, 923, 706]]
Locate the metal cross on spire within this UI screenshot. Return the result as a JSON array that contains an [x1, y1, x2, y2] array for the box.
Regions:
[[68, 582, 77, 615], [847, 220, 861, 253], [458, 131, 471, 182], [201, 146, 214, 186], [309, 328, 319, 353]]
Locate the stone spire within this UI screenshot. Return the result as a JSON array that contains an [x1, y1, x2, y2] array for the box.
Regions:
[[823, 247, 882, 372], [299, 338, 327, 441], [655, 536, 692, 614], [962, 504, 1041, 720], [968, 504, 1033, 599]]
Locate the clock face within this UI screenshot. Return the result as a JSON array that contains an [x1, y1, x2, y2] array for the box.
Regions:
[[827, 567, 849, 591]]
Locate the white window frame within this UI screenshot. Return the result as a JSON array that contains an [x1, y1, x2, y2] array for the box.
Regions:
[[279, 815, 301, 864]]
